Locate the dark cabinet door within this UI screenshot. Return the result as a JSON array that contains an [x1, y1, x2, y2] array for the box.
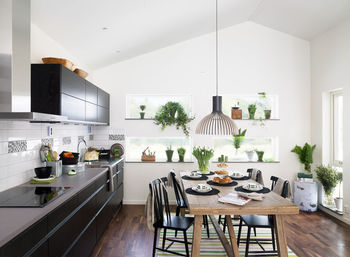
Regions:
[[0, 217, 48, 257], [66, 220, 96, 257], [98, 106, 109, 124], [86, 81, 98, 104], [61, 93, 86, 121], [48, 195, 79, 231], [97, 88, 110, 108], [60, 66, 86, 100], [86, 102, 98, 122]]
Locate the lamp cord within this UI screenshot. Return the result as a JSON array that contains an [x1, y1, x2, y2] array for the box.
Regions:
[[215, 0, 218, 96]]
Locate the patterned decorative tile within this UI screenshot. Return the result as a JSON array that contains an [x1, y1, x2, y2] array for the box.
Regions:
[[109, 134, 125, 141], [62, 136, 72, 145], [8, 140, 27, 153], [41, 138, 54, 146]]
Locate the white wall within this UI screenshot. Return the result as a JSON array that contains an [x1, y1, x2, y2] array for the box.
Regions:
[[31, 23, 95, 82], [94, 21, 311, 204], [311, 19, 350, 223]]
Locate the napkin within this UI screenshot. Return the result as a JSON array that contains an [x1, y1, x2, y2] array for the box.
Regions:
[[218, 193, 251, 206], [237, 192, 265, 201]]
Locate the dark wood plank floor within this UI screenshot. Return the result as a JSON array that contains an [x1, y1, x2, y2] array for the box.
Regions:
[[91, 205, 350, 257]]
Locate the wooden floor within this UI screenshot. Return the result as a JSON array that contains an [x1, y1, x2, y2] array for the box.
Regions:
[[91, 205, 350, 257]]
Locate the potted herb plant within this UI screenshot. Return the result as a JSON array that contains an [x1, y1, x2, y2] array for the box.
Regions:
[[139, 105, 146, 119], [334, 172, 343, 211], [315, 165, 342, 206], [245, 147, 255, 161], [177, 147, 186, 162], [264, 110, 271, 119], [233, 128, 247, 150], [248, 104, 257, 119], [255, 150, 264, 162], [165, 146, 174, 162], [291, 143, 316, 174], [192, 146, 214, 174], [154, 102, 194, 136]]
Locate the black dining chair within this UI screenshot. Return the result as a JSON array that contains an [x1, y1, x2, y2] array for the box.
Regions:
[[170, 171, 211, 238], [219, 168, 263, 233], [150, 178, 194, 257], [237, 176, 290, 257]]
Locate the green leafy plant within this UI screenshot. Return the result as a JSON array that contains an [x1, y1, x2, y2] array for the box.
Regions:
[[165, 145, 174, 162], [291, 143, 316, 173], [255, 150, 264, 162], [139, 105, 146, 111], [192, 146, 214, 174], [154, 102, 194, 136], [177, 147, 186, 162], [315, 165, 342, 196], [233, 128, 247, 150], [248, 104, 257, 119], [258, 92, 266, 98]]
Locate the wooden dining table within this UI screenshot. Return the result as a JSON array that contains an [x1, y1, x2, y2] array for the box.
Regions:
[[180, 171, 299, 257]]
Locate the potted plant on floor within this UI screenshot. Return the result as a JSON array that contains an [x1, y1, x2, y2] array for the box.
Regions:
[[177, 147, 186, 162], [139, 105, 146, 119], [233, 128, 247, 151], [165, 146, 174, 162], [291, 143, 316, 175], [154, 101, 194, 136], [315, 165, 342, 206], [255, 150, 264, 162], [248, 104, 257, 119], [192, 146, 214, 174]]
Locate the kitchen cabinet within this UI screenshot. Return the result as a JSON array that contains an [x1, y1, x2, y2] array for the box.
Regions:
[[0, 160, 124, 257], [31, 64, 110, 124]]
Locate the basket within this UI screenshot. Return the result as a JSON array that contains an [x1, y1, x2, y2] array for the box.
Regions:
[[42, 57, 74, 71], [141, 155, 155, 162], [74, 68, 88, 78], [59, 151, 80, 165]]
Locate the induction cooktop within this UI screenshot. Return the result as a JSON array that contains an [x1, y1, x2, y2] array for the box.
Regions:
[[0, 186, 71, 208]]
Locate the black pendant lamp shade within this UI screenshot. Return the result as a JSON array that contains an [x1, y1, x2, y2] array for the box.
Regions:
[[195, 0, 238, 135], [195, 96, 238, 135]]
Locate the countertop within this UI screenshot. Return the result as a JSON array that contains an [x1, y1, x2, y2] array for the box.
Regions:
[[0, 166, 111, 248]]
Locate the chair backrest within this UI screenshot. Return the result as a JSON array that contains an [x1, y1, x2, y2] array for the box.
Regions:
[[149, 178, 171, 225], [170, 171, 187, 208], [247, 168, 262, 182], [270, 176, 289, 198]]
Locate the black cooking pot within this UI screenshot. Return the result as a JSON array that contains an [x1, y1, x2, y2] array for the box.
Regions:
[[34, 167, 52, 179]]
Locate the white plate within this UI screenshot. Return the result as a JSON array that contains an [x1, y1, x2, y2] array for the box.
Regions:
[[32, 175, 56, 182], [242, 184, 263, 191], [192, 186, 212, 193], [230, 173, 244, 178]]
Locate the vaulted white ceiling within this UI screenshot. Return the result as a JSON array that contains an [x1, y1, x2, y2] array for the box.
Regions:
[[31, 0, 350, 69]]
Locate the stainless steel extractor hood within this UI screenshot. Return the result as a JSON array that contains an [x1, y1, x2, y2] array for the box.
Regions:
[[0, 0, 67, 122]]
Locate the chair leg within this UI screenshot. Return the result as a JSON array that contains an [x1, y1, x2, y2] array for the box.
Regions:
[[162, 228, 167, 249], [271, 227, 276, 251], [223, 216, 227, 233], [218, 215, 222, 224], [237, 218, 243, 246], [176, 206, 180, 216], [152, 227, 158, 257], [183, 230, 190, 257], [253, 227, 257, 236], [205, 215, 210, 238], [245, 227, 251, 257]]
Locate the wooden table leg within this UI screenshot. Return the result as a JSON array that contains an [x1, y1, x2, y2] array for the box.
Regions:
[[225, 215, 240, 257], [274, 215, 288, 257], [209, 215, 234, 257], [191, 215, 203, 257]]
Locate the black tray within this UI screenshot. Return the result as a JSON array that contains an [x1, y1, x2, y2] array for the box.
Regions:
[[185, 188, 220, 196], [182, 175, 208, 180], [207, 180, 238, 187], [235, 186, 270, 194], [229, 176, 250, 181]]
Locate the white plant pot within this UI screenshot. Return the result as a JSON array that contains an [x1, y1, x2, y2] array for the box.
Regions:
[[334, 198, 343, 212], [246, 151, 255, 161]]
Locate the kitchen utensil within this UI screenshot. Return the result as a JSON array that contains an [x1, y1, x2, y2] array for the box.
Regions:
[[42, 57, 74, 71], [34, 167, 52, 179], [84, 150, 99, 162], [110, 143, 124, 158], [243, 183, 263, 192], [59, 151, 79, 165], [46, 160, 62, 177], [62, 162, 85, 174], [192, 184, 212, 193]]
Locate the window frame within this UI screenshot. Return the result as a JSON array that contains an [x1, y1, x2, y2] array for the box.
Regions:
[[330, 90, 343, 167]]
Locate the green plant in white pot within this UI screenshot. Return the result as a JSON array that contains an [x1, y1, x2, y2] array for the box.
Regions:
[[315, 165, 342, 206], [334, 172, 343, 211]]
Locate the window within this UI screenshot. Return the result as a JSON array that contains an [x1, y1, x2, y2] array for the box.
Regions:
[[126, 95, 192, 119], [213, 137, 278, 162], [126, 137, 192, 162], [331, 90, 343, 167], [222, 95, 279, 119]]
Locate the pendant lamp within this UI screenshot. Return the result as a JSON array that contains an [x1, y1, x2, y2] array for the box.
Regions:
[[195, 0, 238, 135]]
